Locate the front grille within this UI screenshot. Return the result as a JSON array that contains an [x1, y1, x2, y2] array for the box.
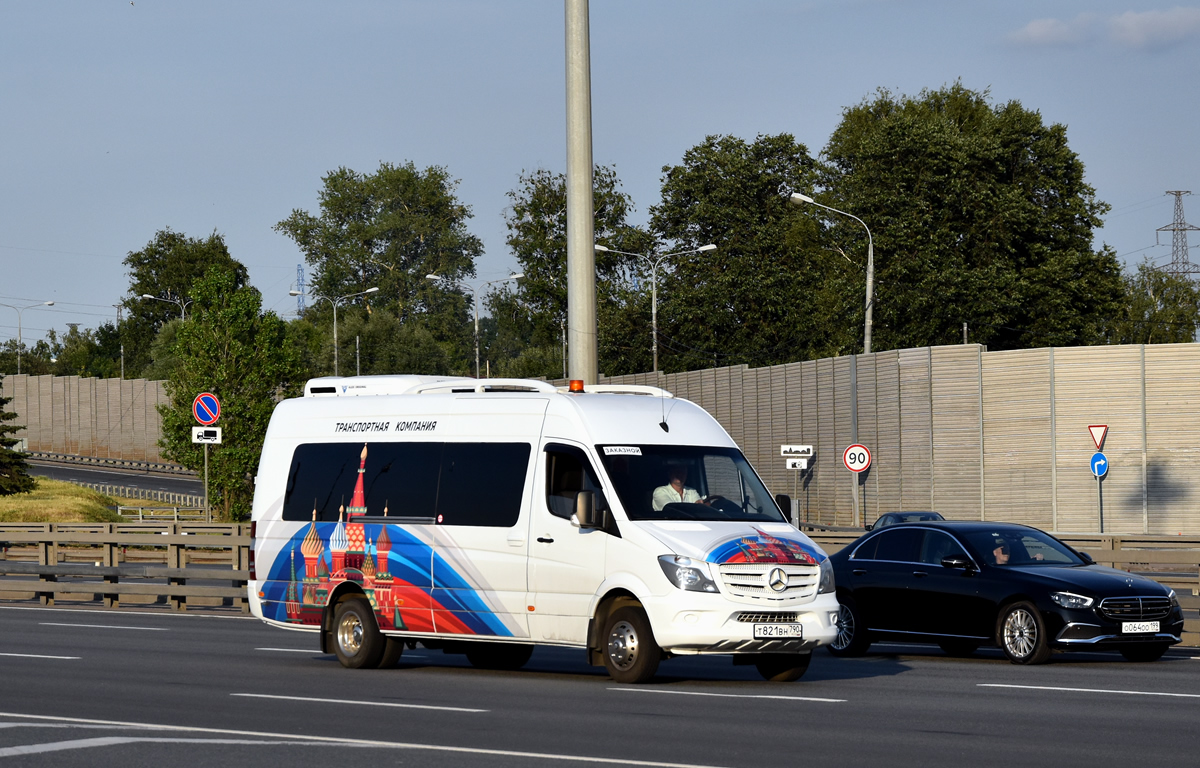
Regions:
[[1097, 596, 1173, 621], [735, 612, 799, 623], [718, 563, 819, 602]]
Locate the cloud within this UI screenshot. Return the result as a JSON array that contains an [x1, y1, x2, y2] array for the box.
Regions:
[[1008, 14, 1095, 46], [1009, 7, 1200, 49], [1108, 7, 1200, 48]]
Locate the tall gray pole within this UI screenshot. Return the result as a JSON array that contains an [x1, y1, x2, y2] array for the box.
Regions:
[[651, 269, 658, 373], [473, 290, 481, 379], [863, 239, 875, 354], [333, 302, 339, 377], [565, 0, 597, 383]]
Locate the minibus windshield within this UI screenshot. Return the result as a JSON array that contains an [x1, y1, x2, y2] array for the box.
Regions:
[[597, 445, 786, 523]]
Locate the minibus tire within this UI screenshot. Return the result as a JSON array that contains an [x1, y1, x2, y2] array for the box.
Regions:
[[465, 643, 534, 670], [753, 652, 811, 682], [377, 636, 405, 668], [333, 597, 385, 669], [602, 606, 661, 684]]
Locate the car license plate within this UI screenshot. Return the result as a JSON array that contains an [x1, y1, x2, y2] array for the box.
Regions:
[[1121, 621, 1159, 634], [753, 623, 803, 639]]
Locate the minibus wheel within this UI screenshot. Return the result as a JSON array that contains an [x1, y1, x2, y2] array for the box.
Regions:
[[377, 636, 405, 668], [603, 606, 661, 684], [753, 652, 812, 682], [332, 597, 385, 669]]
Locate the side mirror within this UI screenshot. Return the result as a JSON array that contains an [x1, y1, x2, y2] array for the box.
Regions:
[[865, 523, 874, 531], [941, 555, 971, 569], [1078, 551, 1094, 565], [774, 494, 792, 521], [575, 490, 598, 529]]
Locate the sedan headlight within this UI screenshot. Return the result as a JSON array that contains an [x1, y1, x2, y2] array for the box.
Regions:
[[658, 555, 719, 593], [818, 558, 835, 594], [1050, 591, 1094, 610], [1169, 589, 1179, 609]]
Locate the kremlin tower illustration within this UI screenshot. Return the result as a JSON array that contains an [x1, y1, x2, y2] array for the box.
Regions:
[[729, 529, 819, 565]]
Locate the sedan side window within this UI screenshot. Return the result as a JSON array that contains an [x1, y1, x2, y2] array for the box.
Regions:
[[919, 531, 968, 565], [873, 528, 923, 563]]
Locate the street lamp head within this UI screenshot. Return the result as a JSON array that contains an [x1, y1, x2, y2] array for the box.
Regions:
[[593, 244, 610, 253], [364, 287, 380, 294], [43, 301, 54, 307], [508, 273, 524, 280], [425, 274, 441, 281], [288, 290, 302, 297], [698, 244, 717, 252], [141, 294, 155, 299], [789, 192, 815, 205]]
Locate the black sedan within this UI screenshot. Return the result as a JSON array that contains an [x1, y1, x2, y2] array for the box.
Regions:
[[827, 521, 1184, 664], [867, 511, 944, 530]]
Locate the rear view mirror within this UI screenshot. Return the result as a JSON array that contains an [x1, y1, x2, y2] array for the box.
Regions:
[[576, 490, 598, 529], [941, 555, 971, 569]]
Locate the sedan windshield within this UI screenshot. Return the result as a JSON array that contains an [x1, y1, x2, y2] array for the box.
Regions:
[[597, 444, 786, 523], [963, 529, 1084, 567]]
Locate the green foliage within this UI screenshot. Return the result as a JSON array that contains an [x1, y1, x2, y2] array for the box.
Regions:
[[490, 165, 654, 378], [121, 229, 249, 375], [1113, 260, 1200, 344], [0, 372, 36, 496], [157, 267, 303, 520], [275, 161, 481, 369], [820, 83, 1125, 351], [650, 134, 831, 369]]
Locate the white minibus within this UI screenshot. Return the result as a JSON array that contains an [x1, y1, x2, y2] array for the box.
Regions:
[[249, 376, 839, 682]]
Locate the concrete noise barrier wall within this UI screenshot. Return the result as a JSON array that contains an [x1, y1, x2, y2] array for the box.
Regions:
[[0, 374, 168, 463]]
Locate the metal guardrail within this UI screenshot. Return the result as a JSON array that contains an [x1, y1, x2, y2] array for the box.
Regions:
[[117, 506, 208, 522], [78, 483, 204, 508], [25, 451, 196, 476], [0, 523, 249, 612]]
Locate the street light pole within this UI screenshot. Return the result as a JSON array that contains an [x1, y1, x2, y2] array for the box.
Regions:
[[140, 294, 190, 320], [290, 287, 380, 376], [594, 244, 715, 373], [426, 274, 523, 378], [0, 301, 55, 375], [789, 193, 875, 354]]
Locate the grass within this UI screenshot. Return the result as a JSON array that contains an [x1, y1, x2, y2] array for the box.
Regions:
[[0, 478, 122, 523]]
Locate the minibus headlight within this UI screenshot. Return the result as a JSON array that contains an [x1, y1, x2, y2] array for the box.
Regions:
[[818, 559, 835, 594], [658, 555, 719, 593]]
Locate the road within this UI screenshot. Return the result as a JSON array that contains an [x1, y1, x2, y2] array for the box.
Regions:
[[26, 462, 203, 496], [0, 604, 1196, 767]]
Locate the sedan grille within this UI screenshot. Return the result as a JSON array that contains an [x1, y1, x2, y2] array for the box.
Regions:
[[718, 563, 818, 602], [1097, 596, 1172, 621], [735, 612, 799, 623]]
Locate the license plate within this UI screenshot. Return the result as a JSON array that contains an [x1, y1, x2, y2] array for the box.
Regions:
[[1121, 621, 1159, 634], [753, 623, 803, 639]]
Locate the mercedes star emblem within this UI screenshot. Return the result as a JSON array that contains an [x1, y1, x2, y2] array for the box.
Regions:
[[767, 567, 789, 592]]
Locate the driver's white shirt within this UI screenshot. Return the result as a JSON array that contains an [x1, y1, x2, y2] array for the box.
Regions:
[[652, 484, 701, 511]]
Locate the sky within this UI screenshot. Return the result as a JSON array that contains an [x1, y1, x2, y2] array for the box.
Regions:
[[2, 0, 1198, 346]]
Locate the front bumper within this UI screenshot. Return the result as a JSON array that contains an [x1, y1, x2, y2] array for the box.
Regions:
[[1049, 606, 1185, 647], [643, 590, 841, 655]]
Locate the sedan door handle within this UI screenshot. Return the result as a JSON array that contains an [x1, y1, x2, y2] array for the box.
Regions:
[[536, 536, 554, 544], [912, 571, 928, 578], [852, 569, 867, 576]]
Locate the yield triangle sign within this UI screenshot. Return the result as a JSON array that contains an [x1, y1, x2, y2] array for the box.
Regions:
[[1088, 425, 1108, 450]]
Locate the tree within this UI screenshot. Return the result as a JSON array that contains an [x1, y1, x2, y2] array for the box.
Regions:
[[1112, 261, 1200, 344], [275, 161, 482, 371], [819, 83, 1125, 351], [490, 165, 655, 378], [158, 267, 303, 520], [0, 373, 36, 495], [121, 229, 249, 375], [650, 134, 833, 369]]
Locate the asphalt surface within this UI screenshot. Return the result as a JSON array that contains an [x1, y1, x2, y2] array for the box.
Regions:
[[26, 462, 203, 496], [0, 604, 1197, 767]]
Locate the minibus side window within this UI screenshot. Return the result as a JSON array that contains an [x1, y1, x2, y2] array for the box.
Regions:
[[283, 442, 441, 521], [545, 444, 606, 520], [435, 443, 531, 527]]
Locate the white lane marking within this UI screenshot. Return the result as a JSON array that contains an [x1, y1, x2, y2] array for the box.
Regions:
[[0, 711, 734, 768], [0, 737, 342, 757], [231, 693, 488, 713], [608, 687, 845, 703], [41, 622, 168, 631], [255, 648, 326, 654], [979, 683, 1200, 699], [0, 605, 255, 621], [0, 652, 81, 660]]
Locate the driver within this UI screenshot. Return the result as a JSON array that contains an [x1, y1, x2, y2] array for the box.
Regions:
[[652, 463, 703, 511]]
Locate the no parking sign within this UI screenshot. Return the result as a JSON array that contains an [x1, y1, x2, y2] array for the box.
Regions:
[[193, 392, 220, 426]]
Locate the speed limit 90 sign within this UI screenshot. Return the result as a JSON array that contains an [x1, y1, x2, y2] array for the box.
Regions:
[[843, 444, 871, 473]]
